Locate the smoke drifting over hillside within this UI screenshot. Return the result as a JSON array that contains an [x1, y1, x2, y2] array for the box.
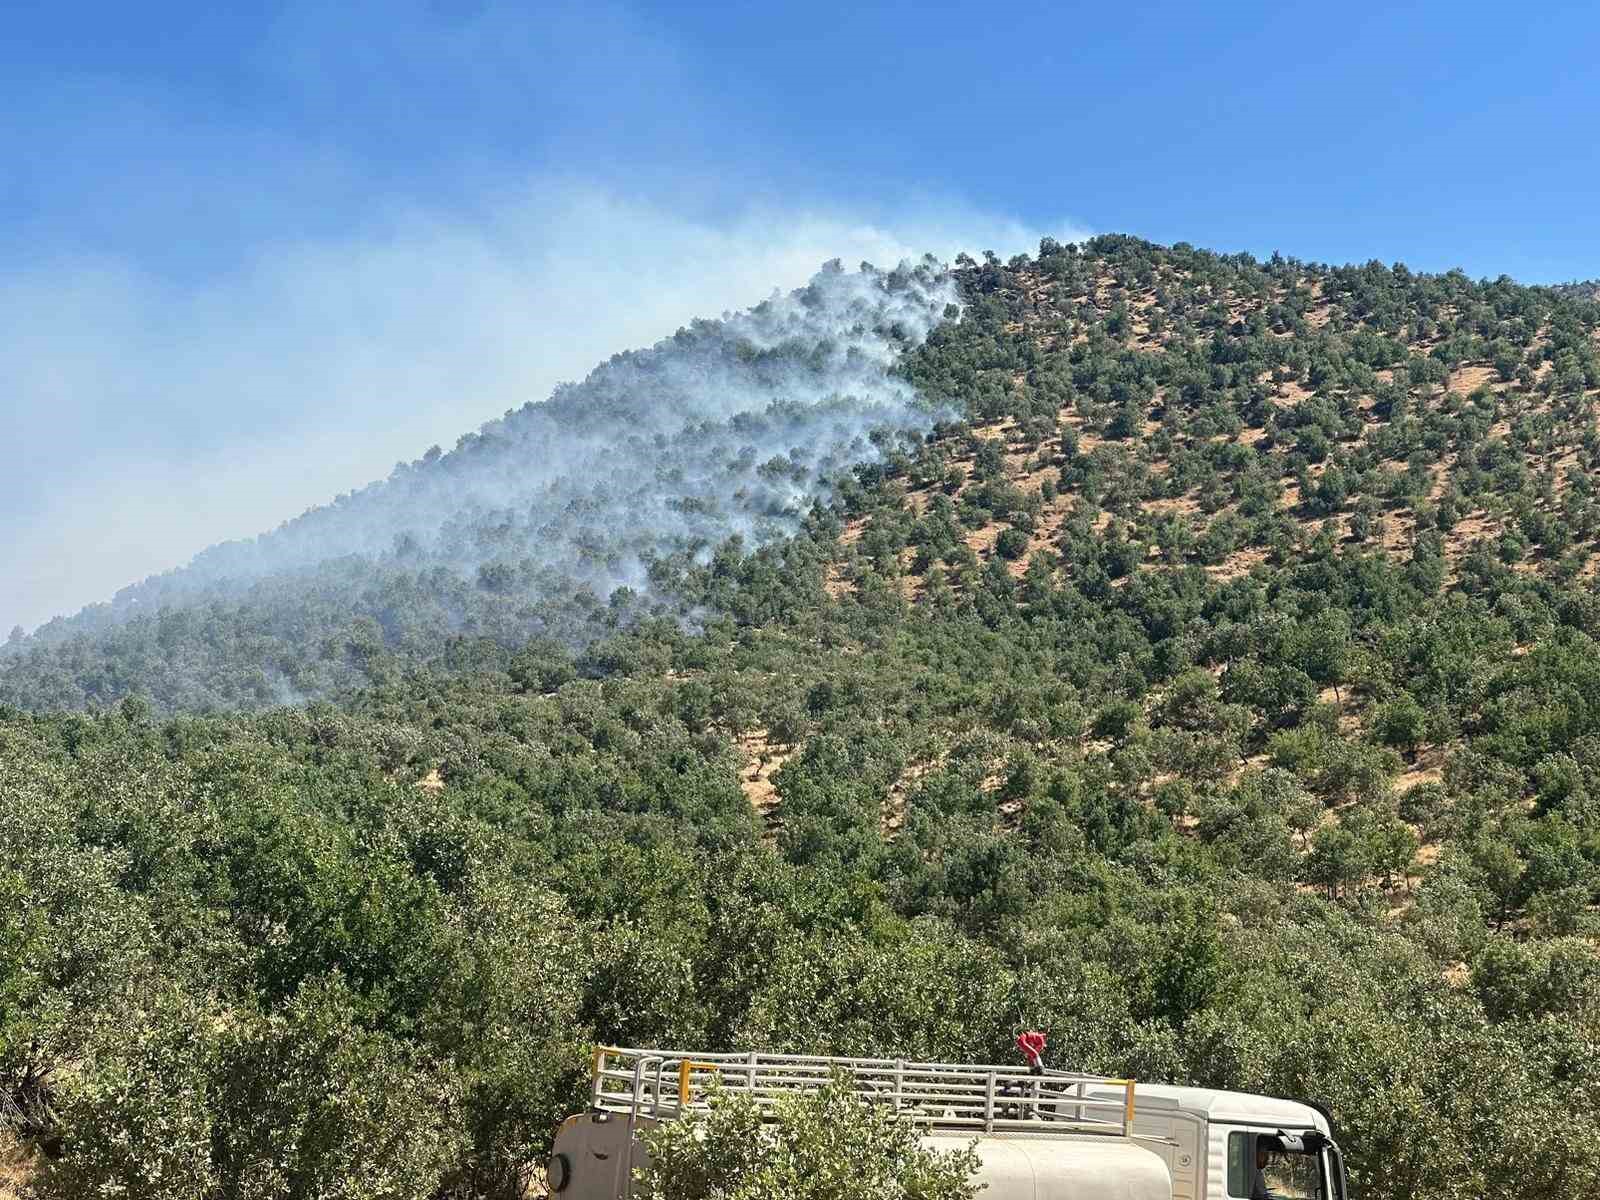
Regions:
[[2, 257, 958, 708], [134, 256, 952, 600]]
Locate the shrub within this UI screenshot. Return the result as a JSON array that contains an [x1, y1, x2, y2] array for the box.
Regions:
[[995, 528, 1031, 561]]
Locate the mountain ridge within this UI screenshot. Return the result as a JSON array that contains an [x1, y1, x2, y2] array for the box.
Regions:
[[5, 234, 1599, 716]]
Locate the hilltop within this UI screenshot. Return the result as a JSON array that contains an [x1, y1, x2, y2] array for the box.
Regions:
[[6, 235, 1600, 1199]]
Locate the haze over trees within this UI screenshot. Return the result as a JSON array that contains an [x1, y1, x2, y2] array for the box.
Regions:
[[0, 258, 955, 713], [5, 235, 1600, 1198]]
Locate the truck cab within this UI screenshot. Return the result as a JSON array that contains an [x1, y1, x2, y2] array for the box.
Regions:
[[1101, 1082, 1347, 1200], [548, 1048, 1350, 1200]]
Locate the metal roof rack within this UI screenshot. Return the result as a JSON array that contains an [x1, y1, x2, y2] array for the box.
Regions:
[[591, 1047, 1139, 1137]]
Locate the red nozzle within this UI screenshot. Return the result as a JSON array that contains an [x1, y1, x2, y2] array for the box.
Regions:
[[1015, 1029, 1046, 1071]]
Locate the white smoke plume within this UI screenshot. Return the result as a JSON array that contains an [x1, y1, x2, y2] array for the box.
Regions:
[[19, 257, 957, 657], [3, 183, 1075, 639]]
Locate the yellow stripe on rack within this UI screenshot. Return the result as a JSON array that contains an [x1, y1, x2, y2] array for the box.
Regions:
[[592, 1045, 621, 1086], [678, 1060, 722, 1104], [1095, 1078, 1138, 1125]]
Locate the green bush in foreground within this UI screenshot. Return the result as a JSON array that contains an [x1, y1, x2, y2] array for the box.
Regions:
[[635, 1076, 980, 1200]]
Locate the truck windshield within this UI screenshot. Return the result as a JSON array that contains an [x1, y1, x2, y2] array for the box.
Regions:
[[1260, 1149, 1322, 1198], [1227, 1132, 1343, 1199]]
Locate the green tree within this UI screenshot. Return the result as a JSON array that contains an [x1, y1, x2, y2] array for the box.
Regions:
[[636, 1076, 981, 1200], [1373, 694, 1428, 758], [995, 527, 1030, 561], [1305, 824, 1373, 899]]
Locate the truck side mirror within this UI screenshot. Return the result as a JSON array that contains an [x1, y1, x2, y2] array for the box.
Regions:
[[1275, 1129, 1329, 1154]]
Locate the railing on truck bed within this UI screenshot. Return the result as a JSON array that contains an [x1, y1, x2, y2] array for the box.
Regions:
[[590, 1047, 1140, 1137]]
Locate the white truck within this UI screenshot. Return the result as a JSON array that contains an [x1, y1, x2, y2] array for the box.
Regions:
[[546, 1047, 1351, 1200]]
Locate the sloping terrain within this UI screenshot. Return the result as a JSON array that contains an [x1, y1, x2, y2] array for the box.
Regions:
[[0, 259, 953, 712], [6, 237, 1600, 1200], [7, 241, 1599, 720], [833, 241, 1600, 604]]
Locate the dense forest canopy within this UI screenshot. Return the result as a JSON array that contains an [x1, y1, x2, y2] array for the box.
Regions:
[[6, 234, 1600, 1198]]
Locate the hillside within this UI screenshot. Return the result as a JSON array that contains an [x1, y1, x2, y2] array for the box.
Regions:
[[1, 258, 953, 711], [6, 235, 1600, 1199], [8, 239, 1600, 715]]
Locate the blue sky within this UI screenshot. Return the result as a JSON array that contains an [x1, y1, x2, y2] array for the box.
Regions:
[[5, 0, 1599, 631]]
